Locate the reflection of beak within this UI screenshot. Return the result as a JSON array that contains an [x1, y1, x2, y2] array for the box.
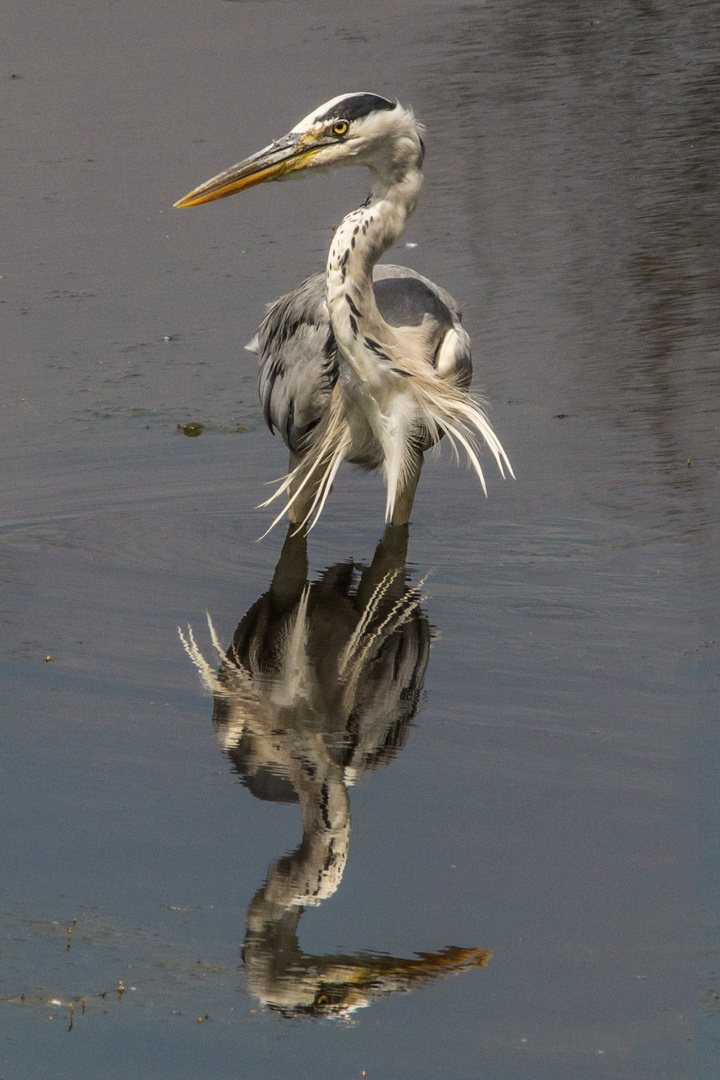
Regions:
[[306, 946, 493, 1017], [174, 133, 324, 207], [387, 945, 493, 975]]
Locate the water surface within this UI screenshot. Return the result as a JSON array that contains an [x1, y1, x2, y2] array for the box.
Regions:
[[2, 2, 718, 1077]]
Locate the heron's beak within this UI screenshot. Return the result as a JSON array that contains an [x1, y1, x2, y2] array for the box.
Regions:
[[174, 133, 323, 208]]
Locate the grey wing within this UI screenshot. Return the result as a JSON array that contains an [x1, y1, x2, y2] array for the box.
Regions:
[[251, 264, 472, 454], [252, 272, 338, 455], [373, 264, 472, 389]]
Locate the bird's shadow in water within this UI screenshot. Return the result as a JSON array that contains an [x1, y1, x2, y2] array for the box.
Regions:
[[181, 524, 492, 1019]]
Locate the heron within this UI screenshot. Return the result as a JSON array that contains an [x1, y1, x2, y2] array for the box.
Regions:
[[175, 92, 513, 532]]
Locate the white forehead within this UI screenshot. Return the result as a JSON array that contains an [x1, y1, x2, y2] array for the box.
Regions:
[[292, 92, 377, 133]]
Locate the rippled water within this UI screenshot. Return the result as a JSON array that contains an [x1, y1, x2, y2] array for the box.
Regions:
[[2, 2, 718, 1077]]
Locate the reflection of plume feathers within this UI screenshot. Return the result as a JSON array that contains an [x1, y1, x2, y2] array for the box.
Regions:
[[180, 586, 314, 749], [179, 566, 426, 745], [179, 615, 259, 752], [338, 567, 427, 714], [270, 585, 311, 706], [179, 617, 239, 695]]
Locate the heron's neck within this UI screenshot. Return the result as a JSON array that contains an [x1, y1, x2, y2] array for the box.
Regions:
[[326, 162, 423, 382]]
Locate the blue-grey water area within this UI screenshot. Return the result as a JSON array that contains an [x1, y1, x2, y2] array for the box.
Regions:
[[2, 2, 718, 1077]]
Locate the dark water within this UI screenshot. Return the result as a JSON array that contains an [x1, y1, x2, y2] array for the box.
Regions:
[[2, 1, 718, 1077]]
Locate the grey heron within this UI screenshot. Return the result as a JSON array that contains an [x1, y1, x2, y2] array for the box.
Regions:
[[175, 93, 513, 531]]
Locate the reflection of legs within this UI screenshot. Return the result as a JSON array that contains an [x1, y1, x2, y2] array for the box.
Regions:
[[356, 523, 409, 612], [390, 451, 423, 526], [270, 523, 308, 609]]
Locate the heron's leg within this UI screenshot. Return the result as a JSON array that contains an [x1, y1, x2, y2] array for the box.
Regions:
[[390, 452, 423, 526], [287, 451, 323, 529]]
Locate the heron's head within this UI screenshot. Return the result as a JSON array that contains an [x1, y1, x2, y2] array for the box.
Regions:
[[174, 93, 424, 208]]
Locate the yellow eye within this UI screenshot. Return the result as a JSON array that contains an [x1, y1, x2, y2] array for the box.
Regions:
[[332, 121, 349, 137]]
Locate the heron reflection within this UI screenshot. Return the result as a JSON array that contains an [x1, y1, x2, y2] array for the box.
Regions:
[[181, 525, 491, 1017]]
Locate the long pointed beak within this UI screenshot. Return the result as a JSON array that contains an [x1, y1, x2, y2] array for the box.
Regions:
[[174, 133, 323, 208]]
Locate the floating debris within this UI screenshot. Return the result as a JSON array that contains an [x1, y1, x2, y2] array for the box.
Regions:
[[178, 422, 204, 438]]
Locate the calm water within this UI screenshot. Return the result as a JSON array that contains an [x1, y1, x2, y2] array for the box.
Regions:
[[2, 1, 718, 1077]]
